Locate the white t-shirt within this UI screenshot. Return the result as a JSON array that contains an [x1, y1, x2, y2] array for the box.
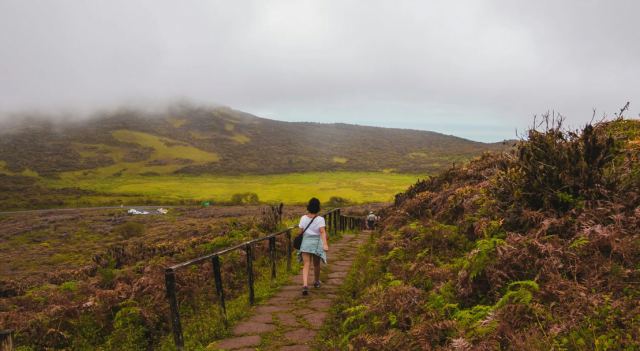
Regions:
[[298, 215, 326, 236]]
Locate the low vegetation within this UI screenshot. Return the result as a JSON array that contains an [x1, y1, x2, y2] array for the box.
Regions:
[[319, 117, 640, 350], [0, 205, 307, 350], [43, 171, 418, 208], [0, 171, 417, 211]]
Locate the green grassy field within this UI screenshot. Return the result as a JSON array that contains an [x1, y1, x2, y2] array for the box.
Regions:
[[45, 171, 421, 204]]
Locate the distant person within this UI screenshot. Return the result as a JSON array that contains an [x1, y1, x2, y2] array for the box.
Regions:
[[297, 197, 329, 296], [367, 211, 377, 230]]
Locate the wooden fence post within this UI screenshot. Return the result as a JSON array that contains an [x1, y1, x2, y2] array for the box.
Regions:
[[286, 229, 292, 272], [211, 255, 227, 321], [269, 236, 277, 280], [0, 330, 13, 351], [245, 244, 255, 305], [164, 269, 184, 350]]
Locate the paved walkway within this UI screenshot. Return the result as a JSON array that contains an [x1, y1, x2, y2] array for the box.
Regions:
[[208, 231, 368, 351]]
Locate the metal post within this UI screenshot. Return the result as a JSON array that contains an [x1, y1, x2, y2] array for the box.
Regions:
[[269, 236, 277, 280], [164, 269, 184, 350], [211, 256, 226, 320], [286, 229, 292, 272], [245, 244, 255, 305]]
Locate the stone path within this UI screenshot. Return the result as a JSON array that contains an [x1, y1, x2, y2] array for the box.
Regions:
[[208, 231, 368, 351]]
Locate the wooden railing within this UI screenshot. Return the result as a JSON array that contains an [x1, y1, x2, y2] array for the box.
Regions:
[[164, 208, 364, 350]]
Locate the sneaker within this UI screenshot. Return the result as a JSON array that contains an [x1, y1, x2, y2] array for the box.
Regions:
[[302, 286, 309, 296], [313, 281, 321, 289]]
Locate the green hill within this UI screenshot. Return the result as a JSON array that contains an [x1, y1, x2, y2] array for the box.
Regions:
[[0, 104, 512, 210], [0, 104, 508, 177], [319, 118, 640, 350]]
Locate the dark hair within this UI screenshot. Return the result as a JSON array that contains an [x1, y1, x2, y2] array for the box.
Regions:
[[307, 197, 321, 214]]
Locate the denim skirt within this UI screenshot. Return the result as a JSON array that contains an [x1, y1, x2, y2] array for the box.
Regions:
[[297, 234, 327, 264]]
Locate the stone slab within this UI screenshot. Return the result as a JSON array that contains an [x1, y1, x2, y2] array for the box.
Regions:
[[280, 345, 311, 351], [233, 321, 275, 335], [247, 313, 274, 324], [328, 271, 348, 279], [274, 289, 303, 299], [304, 311, 329, 329], [213, 335, 261, 350], [293, 308, 315, 316], [275, 312, 300, 327], [255, 305, 290, 314], [285, 328, 317, 343], [308, 299, 332, 310]]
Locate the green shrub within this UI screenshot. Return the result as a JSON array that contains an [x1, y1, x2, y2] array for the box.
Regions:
[[105, 306, 147, 351], [70, 313, 105, 350], [326, 196, 350, 207], [198, 235, 235, 253], [425, 282, 459, 317], [230, 192, 259, 205], [341, 304, 369, 344], [515, 120, 615, 213], [569, 236, 590, 251], [463, 238, 505, 280], [114, 222, 145, 239], [59, 281, 78, 293], [98, 267, 117, 288], [495, 280, 539, 308], [482, 220, 506, 239], [454, 304, 493, 329]]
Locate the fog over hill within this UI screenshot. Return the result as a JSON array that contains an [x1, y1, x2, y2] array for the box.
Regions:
[[0, 104, 509, 177]]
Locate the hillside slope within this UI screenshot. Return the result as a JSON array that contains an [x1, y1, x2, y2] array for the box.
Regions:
[[0, 104, 507, 177], [319, 118, 640, 350]]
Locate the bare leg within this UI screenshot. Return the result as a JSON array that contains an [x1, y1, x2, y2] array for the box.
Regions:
[[313, 255, 321, 283], [302, 253, 311, 287]]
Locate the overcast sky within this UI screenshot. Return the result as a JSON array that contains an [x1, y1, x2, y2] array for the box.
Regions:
[[1, 0, 638, 141]]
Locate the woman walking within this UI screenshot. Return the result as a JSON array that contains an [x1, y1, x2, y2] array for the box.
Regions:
[[298, 197, 329, 296]]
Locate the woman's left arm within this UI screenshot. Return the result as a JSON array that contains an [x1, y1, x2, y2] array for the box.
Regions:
[[320, 227, 329, 251]]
